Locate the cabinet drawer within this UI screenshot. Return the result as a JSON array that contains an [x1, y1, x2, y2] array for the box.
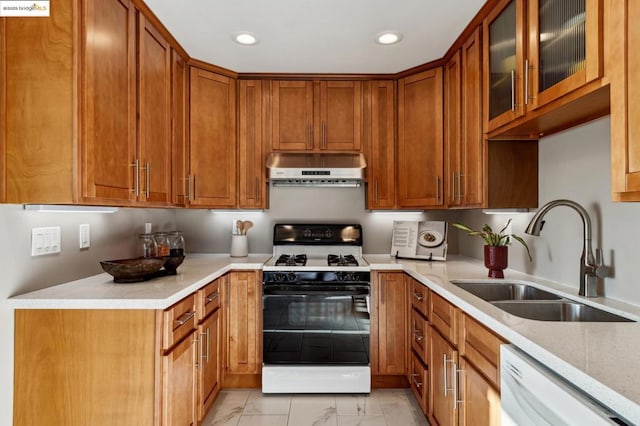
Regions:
[[197, 278, 221, 321], [459, 313, 505, 389], [410, 308, 429, 363], [430, 292, 458, 345], [409, 277, 429, 318], [409, 350, 429, 415], [162, 294, 197, 351]]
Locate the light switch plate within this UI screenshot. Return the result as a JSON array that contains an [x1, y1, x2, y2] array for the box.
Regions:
[[31, 226, 61, 256], [79, 224, 90, 249]]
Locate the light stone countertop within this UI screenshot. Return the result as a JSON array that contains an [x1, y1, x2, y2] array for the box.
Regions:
[[9, 253, 640, 422]]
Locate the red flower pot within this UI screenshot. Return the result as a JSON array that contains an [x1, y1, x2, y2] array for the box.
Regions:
[[484, 245, 508, 278]]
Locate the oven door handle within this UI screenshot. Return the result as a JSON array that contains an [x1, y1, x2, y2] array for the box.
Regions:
[[263, 285, 370, 296]]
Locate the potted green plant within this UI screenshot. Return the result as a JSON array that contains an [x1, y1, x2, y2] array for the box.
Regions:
[[452, 219, 532, 278]]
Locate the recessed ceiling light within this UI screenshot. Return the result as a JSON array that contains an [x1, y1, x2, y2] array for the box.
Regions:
[[376, 31, 403, 45], [233, 32, 258, 46]]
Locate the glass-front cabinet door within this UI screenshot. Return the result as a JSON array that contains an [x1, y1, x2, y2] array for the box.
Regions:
[[484, 0, 526, 132], [526, 0, 602, 111]]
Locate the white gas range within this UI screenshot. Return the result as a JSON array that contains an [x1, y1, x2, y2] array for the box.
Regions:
[[262, 224, 372, 394]]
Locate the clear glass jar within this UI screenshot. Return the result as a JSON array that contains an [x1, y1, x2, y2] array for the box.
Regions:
[[153, 232, 170, 257], [138, 233, 158, 258], [167, 231, 185, 257]]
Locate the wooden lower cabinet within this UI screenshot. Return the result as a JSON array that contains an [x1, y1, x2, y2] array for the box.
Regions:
[[371, 272, 407, 386], [410, 350, 429, 415], [162, 329, 198, 426], [223, 271, 262, 387], [197, 308, 221, 421], [457, 358, 501, 425], [430, 328, 459, 426]]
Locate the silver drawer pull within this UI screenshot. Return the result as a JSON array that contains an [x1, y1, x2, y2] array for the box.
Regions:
[[411, 373, 422, 388], [174, 310, 195, 326], [412, 329, 424, 342], [205, 293, 219, 304], [412, 291, 423, 302]]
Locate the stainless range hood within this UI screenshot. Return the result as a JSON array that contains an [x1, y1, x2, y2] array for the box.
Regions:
[[266, 152, 366, 187]]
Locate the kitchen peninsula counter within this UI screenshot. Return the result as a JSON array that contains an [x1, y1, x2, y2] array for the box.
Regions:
[[10, 253, 640, 422]]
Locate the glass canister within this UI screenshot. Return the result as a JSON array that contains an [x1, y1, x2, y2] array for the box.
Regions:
[[138, 233, 158, 258], [153, 232, 170, 257], [168, 231, 185, 257]]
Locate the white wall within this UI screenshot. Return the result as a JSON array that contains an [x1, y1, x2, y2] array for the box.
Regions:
[[458, 116, 640, 305], [176, 185, 461, 254], [0, 205, 177, 426]]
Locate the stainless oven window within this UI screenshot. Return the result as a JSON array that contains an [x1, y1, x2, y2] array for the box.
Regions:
[[263, 284, 370, 365]]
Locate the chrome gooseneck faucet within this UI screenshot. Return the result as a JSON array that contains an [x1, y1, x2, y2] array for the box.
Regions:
[[525, 199, 608, 297]]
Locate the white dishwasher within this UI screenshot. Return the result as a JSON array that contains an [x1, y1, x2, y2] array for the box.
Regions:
[[500, 345, 631, 425]]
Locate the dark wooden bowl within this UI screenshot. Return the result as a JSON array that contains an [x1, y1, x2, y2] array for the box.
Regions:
[[100, 257, 166, 283], [162, 255, 185, 272]]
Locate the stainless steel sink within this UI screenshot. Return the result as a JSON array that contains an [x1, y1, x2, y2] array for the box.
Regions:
[[492, 301, 635, 322], [451, 281, 562, 302]]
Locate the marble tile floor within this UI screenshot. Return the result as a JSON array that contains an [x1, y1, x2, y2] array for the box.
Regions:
[[202, 388, 430, 426]]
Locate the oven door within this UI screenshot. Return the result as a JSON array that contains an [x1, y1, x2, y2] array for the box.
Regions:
[[263, 283, 370, 365]]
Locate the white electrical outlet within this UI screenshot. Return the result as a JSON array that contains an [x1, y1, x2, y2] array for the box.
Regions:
[[79, 224, 90, 249], [31, 226, 61, 256]]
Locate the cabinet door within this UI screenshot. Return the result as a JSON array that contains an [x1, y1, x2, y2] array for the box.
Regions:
[[189, 68, 237, 207], [238, 80, 267, 208], [483, 0, 526, 132], [198, 309, 221, 421], [138, 15, 172, 205], [225, 271, 261, 375], [430, 328, 459, 426], [373, 272, 407, 375], [611, 0, 640, 199], [81, 0, 136, 202], [445, 50, 462, 207], [271, 81, 314, 151], [318, 81, 363, 151], [171, 50, 188, 206], [365, 81, 396, 209], [162, 330, 197, 426], [460, 28, 484, 207], [526, 0, 602, 111], [410, 350, 429, 415], [397, 68, 444, 208], [457, 358, 501, 426]]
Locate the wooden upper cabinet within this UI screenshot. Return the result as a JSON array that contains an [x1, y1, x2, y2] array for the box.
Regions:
[[364, 80, 396, 209], [484, 0, 606, 137], [238, 80, 268, 208], [81, 0, 137, 203], [270, 80, 363, 152], [483, 0, 526, 133], [397, 68, 444, 208], [611, 0, 640, 200], [526, 0, 603, 112], [318, 81, 363, 151], [171, 50, 188, 206], [137, 14, 172, 205], [445, 50, 463, 207], [189, 68, 237, 208], [271, 81, 314, 151]]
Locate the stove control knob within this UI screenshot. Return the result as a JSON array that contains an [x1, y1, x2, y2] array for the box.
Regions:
[[287, 273, 297, 282], [275, 273, 286, 282]]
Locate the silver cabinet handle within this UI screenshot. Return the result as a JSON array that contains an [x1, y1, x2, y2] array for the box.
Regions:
[[444, 354, 455, 396], [255, 177, 260, 202], [412, 328, 424, 342], [193, 334, 201, 368], [457, 173, 463, 201], [201, 327, 210, 363], [143, 161, 150, 198], [524, 59, 530, 106], [436, 176, 440, 203], [186, 175, 192, 202], [443, 353, 448, 396], [411, 373, 422, 388], [205, 293, 219, 304], [511, 69, 516, 112], [374, 180, 379, 204], [174, 310, 195, 326], [451, 172, 455, 202], [193, 175, 197, 200], [130, 159, 140, 197], [454, 364, 463, 409], [412, 291, 423, 302]]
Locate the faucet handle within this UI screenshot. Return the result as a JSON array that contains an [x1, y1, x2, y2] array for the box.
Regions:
[[594, 248, 611, 278]]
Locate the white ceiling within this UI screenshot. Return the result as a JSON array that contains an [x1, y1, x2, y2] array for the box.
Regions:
[[144, 0, 487, 74]]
